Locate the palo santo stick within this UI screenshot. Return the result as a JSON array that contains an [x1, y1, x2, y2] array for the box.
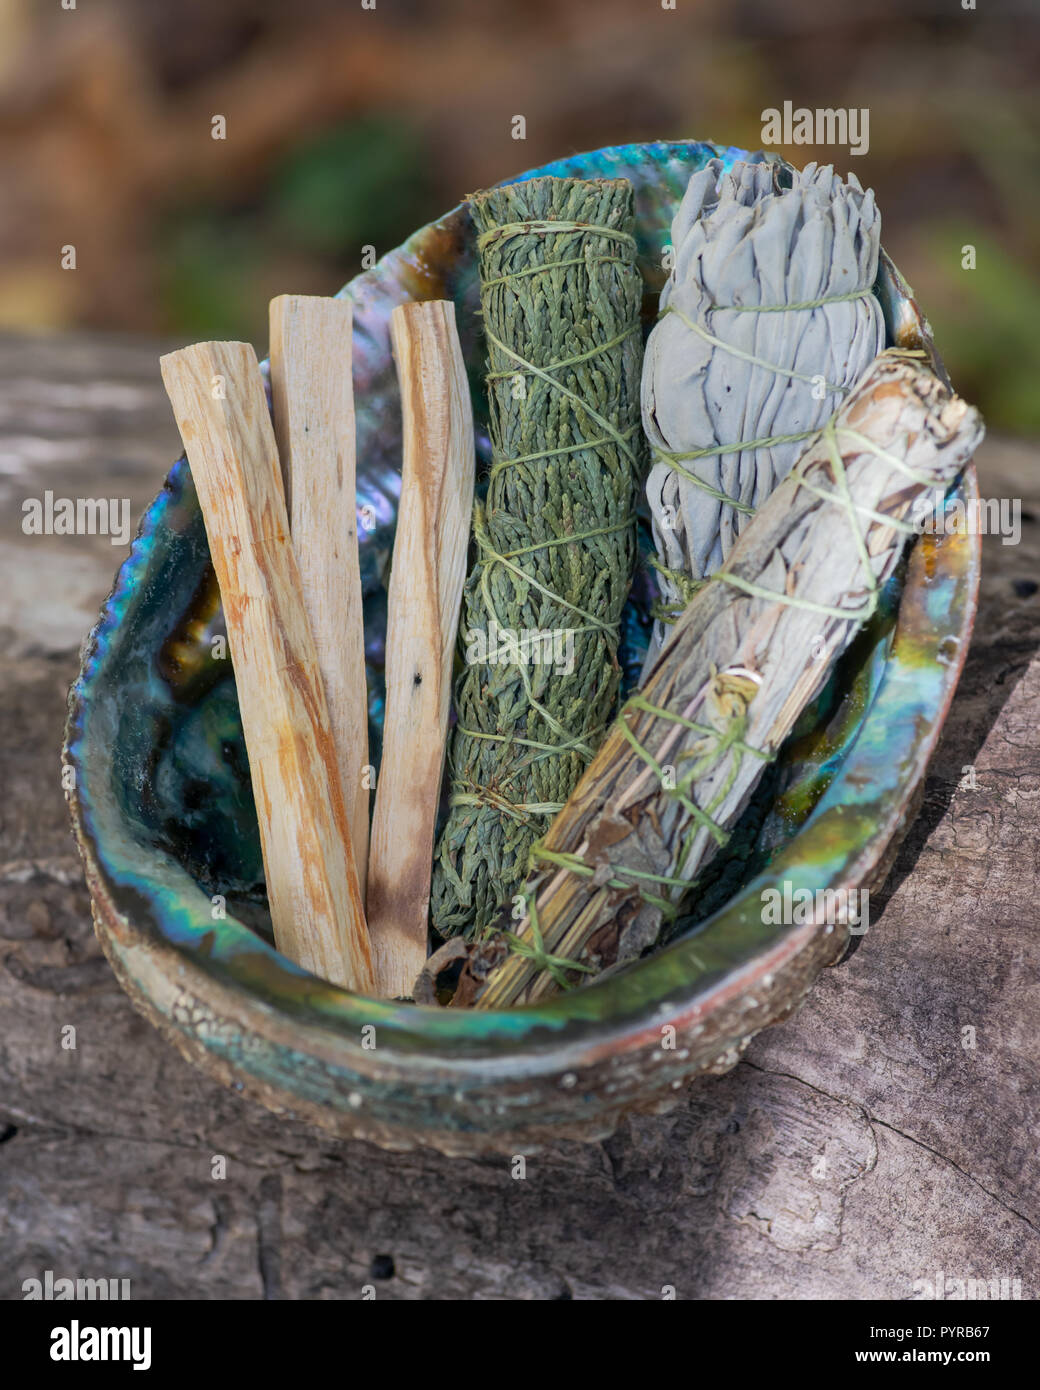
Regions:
[[268, 295, 370, 894], [160, 341, 375, 992], [367, 301, 475, 997]]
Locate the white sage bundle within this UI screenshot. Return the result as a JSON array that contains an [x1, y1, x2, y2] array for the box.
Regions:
[[446, 352, 984, 1008], [642, 159, 885, 664]]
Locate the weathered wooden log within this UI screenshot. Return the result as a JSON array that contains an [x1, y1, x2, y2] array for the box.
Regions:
[[10, 329, 1030, 1300]]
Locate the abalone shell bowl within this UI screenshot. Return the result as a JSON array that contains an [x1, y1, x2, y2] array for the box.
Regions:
[[64, 140, 980, 1155]]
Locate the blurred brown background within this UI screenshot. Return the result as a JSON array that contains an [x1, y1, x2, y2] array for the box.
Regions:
[[0, 0, 1037, 431]]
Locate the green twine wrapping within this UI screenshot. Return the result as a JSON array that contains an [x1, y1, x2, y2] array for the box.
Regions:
[[430, 175, 646, 939]]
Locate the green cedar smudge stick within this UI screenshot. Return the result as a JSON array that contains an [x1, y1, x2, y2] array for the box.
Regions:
[[430, 175, 646, 941]]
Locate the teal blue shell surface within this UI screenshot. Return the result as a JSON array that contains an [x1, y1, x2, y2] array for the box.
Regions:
[[64, 140, 980, 1154]]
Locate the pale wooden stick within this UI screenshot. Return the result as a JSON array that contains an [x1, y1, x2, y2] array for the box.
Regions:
[[160, 341, 375, 992], [367, 301, 475, 997], [268, 295, 370, 895]]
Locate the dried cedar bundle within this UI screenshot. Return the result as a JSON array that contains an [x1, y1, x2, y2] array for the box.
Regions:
[[430, 176, 646, 940]]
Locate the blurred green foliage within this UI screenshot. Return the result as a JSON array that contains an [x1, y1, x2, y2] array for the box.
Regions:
[[157, 115, 432, 343], [159, 216, 267, 342], [270, 116, 432, 255], [923, 226, 1040, 435]]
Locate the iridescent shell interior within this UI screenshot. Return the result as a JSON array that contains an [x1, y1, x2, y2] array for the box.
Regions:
[[64, 142, 977, 1143]]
